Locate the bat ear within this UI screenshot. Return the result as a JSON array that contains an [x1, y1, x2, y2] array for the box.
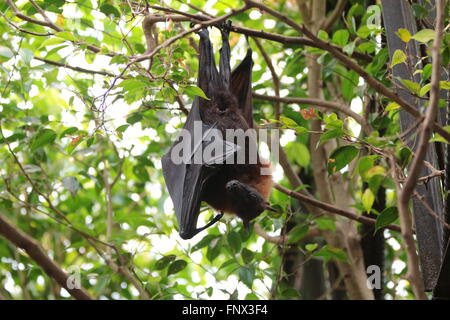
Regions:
[[198, 29, 220, 95], [219, 21, 232, 87], [230, 46, 254, 127]]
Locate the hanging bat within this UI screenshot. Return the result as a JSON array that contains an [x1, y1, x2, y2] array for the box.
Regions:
[[162, 22, 273, 239]]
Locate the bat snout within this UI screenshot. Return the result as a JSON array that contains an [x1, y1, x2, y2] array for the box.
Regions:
[[225, 180, 242, 193]]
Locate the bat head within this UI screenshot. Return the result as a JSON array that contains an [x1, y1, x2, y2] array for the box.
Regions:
[[197, 26, 254, 127], [225, 179, 266, 227]]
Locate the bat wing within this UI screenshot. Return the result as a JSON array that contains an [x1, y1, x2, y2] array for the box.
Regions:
[[162, 100, 238, 239], [231, 47, 254, 128]]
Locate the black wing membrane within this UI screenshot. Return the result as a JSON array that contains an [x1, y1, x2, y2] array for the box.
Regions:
[[231, 46, 254, 128], [162, 101, 232, 239], [162, 24, 253, 239], [162, 28, 235, 239]]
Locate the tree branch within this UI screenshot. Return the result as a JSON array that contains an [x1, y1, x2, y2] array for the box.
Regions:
[[253, 38, 281, 120], [0, 213, 93, 300], [399, 0, 445, 207], [391, 0, 444, 299], [389, 155, 427, 299], [244, 0, 450, 143], [253, 93, 370, 131], [143, 5, 372, 62], [34, 57, 119, 77], [254, 224, 320, 245], [275, 184, 402, 232], [321, 0, 347, 32]]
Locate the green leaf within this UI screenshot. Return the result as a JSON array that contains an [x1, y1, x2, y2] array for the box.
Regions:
[[318, 30, 329, 40], [396, 28, 411, 43], [168, 260, 187, 275], [116, 124, 130, 132], [19, 48, 33, 65], [93, 275, 110, 296], [183, 86, 210, 100], [385, 102, 401, 112], [227, 231, 241, 253], [100, 4, 121, 18], [0, 46, 14, 60], [419, 83, 431, 96], [375, 207, 398, 233], [429, 133, 449, 144], [368, 174, 384, 194], [343, 41, 356, 55], [327, 145, 359, 174], [362, 188, 375, 212], [40, 37, 67, 48], [332, 30, 350, 47], [279, 115, 298, 127], [412, 4, 429, 18], [400, 79, 420, 95], [206, 238, 222, 262], [305, 243, 318, 251], [66, 135, 84, 154], [55, 31, 77, 41], [356, 25, 372, 39], [412, 29, 435, 43], [60, 127, 79, 137], [341, 70, 359, 102], [356, 155, 380, 179], [319, 128, 344, 145], [315, 217, 336, 231], [287, 142, 310, 167], [191, 234, 219, 252], [422, 64, 432, 81], [288, 225, 309, 243], [154, 255, 176, 270], [390, 49, 407, 68], [30, 128, 57, 152], [238, 266, 255, 288], [127, 113, 143, 124], [314, 246, 348, 263], [241, 248, 255, 264], [245, 293, 259, 300], [397, 147, 412, 168], [441, 81, 450, 90]]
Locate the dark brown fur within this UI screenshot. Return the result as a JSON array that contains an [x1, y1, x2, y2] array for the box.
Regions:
[[200, 91, 273, 224]]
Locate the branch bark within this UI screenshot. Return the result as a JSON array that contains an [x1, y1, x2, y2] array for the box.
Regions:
[[244, 0, 450, 143], [144, 5, 372, 62], [253, 93, 370, 131], [0, 213, 93, 300], [275, 184, 401, 232], [392, 0, 444, 300]]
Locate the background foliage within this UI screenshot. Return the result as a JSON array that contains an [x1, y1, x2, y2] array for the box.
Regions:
[[0, 0, 448, 300]]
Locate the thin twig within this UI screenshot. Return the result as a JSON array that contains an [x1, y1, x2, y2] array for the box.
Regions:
[[275, 184, 402, 232], [244, 0, 450, 143], [34, 57, 119, 77], [253, 38, 281, 120], [253, 93, 370, 131], [0, 213, 93, 300]]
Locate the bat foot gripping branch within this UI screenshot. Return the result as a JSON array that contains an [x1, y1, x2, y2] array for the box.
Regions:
[[195, 212, 224, 233]]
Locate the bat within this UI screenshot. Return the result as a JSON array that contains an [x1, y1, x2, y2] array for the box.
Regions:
[[162, 22, 273, 239]]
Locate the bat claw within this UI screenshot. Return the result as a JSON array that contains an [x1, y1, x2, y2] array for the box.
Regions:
[[195, 212, 224, 234], [214, 20, 233, 34]]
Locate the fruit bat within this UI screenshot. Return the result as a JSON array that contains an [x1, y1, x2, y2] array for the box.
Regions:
[[162, 22, 273, 239]]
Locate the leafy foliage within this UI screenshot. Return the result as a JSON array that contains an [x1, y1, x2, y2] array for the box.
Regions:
[[0, 0, 448, 301]]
